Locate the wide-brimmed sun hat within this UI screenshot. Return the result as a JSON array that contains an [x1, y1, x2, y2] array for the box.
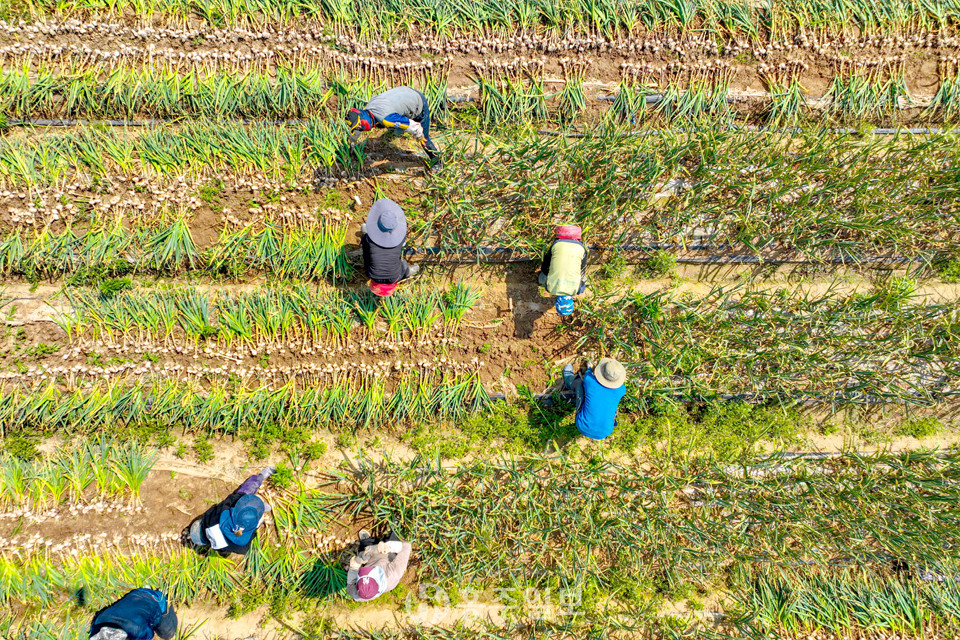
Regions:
[[555, 224, 582, 240], [356, 565, 387, 600], [595, 358, 626, 389], [365, 199, 407, 248], [219, 494, 265, 547], [555, 295, 575, 316]]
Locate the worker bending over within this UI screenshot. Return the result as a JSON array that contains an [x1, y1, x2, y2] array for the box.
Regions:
[[346, 86, 440, 166], [361, 198, 419, 296], [347, 529, 412, 602], [563, 359, 627, 441], [538, 225, 587, 316], [89, 588, 176, 640], [182, 466, 274, 556]]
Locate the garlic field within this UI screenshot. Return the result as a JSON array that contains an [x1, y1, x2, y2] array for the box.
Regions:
[[1, 2, 960, 639]]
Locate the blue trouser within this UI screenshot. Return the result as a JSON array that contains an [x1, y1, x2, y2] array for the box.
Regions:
[[563, 369, 585, 410], [414, 90, 438, 156]]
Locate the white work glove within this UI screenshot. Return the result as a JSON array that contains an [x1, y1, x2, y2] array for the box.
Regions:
[[378, 540, 403, 554], [406, 121, 425, 140], [349, 555, 364, 571], [260, 466, 276, 479]]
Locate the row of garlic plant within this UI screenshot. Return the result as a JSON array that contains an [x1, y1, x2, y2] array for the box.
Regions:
[[0, 119, 364, 187], [0, 220, 350, 280], [16, 0, 960, 36], [1, 58, 945, 126], [0, 63, 450, 121], [58, 283, 481, 346], [4, 373, 489, 433], [0, 439, 156, 509]]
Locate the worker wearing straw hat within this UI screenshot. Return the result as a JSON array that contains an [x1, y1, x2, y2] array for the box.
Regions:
[[89, 588, 177, 640], [346, 86, 441, 167], [538, 225, 588, 317], [181, 466, 274, 556], [562, 359, 627, 440], [346, 529, 412, 602], [361, 198, 419, 297]]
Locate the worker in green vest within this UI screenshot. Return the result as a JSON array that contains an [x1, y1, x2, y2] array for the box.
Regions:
[[538, 225, 588, 316]]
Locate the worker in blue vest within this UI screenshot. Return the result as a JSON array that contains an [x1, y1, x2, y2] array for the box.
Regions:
[[538, 225, 588, 316], [562, 359, 627, 440], [89, 588, 177, 640]]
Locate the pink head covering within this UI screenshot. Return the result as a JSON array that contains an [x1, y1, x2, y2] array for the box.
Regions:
[[357, 566, 385, 600], [555, 225, 582, 241], [369, 281, 398, 297]]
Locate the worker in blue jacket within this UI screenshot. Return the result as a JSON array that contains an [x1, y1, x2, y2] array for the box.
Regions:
[[89, 588, 177, 640], [562, 358, 627, 440], [346, 86, 441, 166]]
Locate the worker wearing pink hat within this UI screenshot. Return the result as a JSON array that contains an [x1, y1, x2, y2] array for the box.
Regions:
[[346, 530, 412, 602], [538, 224, 588, 316]]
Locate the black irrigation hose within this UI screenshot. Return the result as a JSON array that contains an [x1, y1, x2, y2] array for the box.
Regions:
[[6, 92, 949, 136], [403, 245, 920, 266]]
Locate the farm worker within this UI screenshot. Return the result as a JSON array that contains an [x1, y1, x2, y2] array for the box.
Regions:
[[89, 588, 177, 640], [346, 529, 412, 602], [183, 466, 274, 556], [361, 198, 419, 297], [538, 225, 587, 317], [562, 358, 627, 440], [346, 86, 441, 165]]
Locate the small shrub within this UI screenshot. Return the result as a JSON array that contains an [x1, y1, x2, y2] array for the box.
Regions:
[[5, 434, 39, 460], [936, 259, 960, 283], [269, 464, 294, 489], [645, 250, 677, 277], [248, 438, 270, 461], [597, 250, 628, 281], [335, 431, 356, 449], [304, 441, 328, 460], [193, 435, 214, 463]]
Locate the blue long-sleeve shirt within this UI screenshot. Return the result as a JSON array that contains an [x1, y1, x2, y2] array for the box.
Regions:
[[575, 370, 626, 440]]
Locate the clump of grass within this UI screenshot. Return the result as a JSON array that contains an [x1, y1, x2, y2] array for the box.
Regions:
[[893, 417, 944, 439], [98, 277, 132, 300], [269, 464, 294, 489], [935, 257, 960, 283], [643, 250, 678, 277]]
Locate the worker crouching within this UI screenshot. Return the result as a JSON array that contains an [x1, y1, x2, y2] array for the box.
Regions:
[[538, 225, 587, 316], [563, 359, 627, 441], [346, 86, 441, 168], [182, 466, 274, 556], [89, 588, 176, 640], [346, 530, 412, 602], [361, 199, 419, 297]]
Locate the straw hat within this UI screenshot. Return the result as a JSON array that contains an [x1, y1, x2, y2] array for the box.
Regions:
[[595, 358, 626, 389]]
